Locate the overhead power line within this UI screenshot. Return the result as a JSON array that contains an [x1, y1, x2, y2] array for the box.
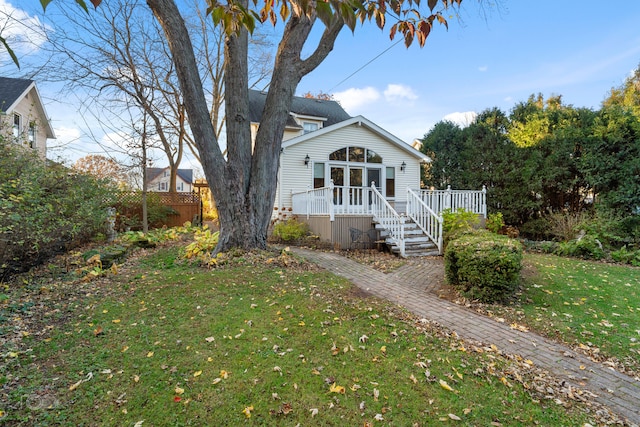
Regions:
[[327, 39, 403, 93]]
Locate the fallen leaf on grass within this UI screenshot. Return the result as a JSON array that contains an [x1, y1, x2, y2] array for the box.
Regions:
[[439, 379, 455, 392], [310, 408, 318, 417], [329, 383, 345, 394], [193, 371, 202, 377], [448, 413, 461, 420], [175, 386, 185, 395], [242, 405, 254, 418]]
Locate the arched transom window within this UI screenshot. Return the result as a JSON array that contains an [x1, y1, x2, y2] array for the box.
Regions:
[[329, 146, 382, 163]]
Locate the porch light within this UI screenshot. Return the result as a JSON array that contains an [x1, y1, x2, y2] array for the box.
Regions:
[[400, 161, 406, 172], [304, 154, 310, 167]]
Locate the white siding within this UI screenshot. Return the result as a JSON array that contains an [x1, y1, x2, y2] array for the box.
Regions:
[[2, 89, 49, 159], [275, 122, 422, 210]]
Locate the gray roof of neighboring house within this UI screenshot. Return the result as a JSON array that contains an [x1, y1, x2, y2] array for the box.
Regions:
[[0, 77, 34, 113], [146, 167, 193, 184], [248, 89, 351, 128]]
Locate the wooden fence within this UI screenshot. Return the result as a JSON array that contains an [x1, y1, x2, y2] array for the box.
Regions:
[[110, 191, 201, 230]]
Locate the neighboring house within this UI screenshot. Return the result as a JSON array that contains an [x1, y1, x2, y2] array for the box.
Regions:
[[0, 77, 55, 159], [146, 167, 193, 192], [250, 90, 486, 257]]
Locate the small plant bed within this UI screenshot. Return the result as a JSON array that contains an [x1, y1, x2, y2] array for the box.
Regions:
[[0, 245, 620, 425], [440, 253, 640, 379]]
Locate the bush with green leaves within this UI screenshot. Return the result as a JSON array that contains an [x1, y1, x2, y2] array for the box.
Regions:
[[610, 246, 640, 266], [486, 212, 504, 234], [444, 230, 523, 304], [271, 217, 310, 242], [554, 234, 605, 260], [0, 138, 114, 278], [442, 208, 480, 245]]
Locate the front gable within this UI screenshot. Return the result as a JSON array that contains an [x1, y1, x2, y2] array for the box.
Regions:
[[275, 116, 430, 211], [0, 77, 55, 159]]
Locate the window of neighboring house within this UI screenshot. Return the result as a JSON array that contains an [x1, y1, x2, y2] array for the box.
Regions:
[[28, 122, 36, 148], [13, 114, 21, 140], [159, 182, 167, 191], [177, 182, 183, 191], [313, 162, 325, 188], [303, 122, 318, 134], [385, 167, 395, 198], [163, 170, 169, 177]]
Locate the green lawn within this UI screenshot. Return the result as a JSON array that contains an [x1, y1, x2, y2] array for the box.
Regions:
[[1, 245, 599, 426], [477, 253, 640, 374]]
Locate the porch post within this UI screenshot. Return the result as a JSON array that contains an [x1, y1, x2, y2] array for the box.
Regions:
[[481, 185, 487, 218], [329, 180, 335, 222], [306, 185, 311, 220], [445, 185, 452, 212]]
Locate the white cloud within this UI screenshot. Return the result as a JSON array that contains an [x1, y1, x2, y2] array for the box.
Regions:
[[478, 65, 488, 72], [0, 0, 50, 57], [54, 126, 81, 142], [442, 111, 477, 127], [333, 86, 380, 112], [383, 84, 418, 103]]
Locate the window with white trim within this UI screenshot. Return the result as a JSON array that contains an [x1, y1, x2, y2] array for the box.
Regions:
[[28, 122, 36, 148], [303, 122, 318, 134], [13, 114, 21, 140]]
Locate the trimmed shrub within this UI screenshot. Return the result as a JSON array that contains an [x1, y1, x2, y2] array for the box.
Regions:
[[445, 230, 523, 303], [271, 217, 310, 242]]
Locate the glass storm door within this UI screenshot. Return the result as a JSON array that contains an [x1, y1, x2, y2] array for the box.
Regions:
[[331, 166, 345, 206], [366, 168, 382, 207], [349, 167, 364, 207]]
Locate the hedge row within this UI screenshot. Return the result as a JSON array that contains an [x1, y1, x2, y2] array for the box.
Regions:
[[0, 139, 114, 279]]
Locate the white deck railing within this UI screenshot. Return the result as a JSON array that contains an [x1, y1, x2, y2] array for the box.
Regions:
[[370, 184, 405, 257], [406, 187, 443, 254], [291, 181, 375, 221], [419, 186, 487, 217]]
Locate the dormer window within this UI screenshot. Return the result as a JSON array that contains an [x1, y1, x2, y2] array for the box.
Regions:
[[303, 122, 319, 134]]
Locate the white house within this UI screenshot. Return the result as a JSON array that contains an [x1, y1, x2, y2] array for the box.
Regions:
[[249, 90, 486, 256], [146, 167, 193, 192], [0, 77, 55, 159]]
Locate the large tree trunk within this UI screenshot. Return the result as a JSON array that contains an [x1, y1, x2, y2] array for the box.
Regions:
[[147, 0, 343, 253]]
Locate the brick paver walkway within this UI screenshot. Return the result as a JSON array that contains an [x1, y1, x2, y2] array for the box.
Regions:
[[291, 247, 640, 425]]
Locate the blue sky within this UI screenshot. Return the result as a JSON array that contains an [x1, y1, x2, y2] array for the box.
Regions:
[[298, 1, 640, 142], [3, 0, 640, 169]]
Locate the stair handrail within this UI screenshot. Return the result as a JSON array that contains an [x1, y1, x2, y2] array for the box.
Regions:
[[406, 187, 443, 254], [370, 182, 405, 257]]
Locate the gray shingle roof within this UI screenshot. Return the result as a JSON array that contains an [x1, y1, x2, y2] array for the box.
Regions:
[[248, 89, 351, 127], [146, 167, 193, 184], [0, 77, 34, 113]]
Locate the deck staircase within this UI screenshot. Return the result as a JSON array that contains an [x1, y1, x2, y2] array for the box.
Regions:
[[370, 186, 444, 258], [374, 217, 440, 257]]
